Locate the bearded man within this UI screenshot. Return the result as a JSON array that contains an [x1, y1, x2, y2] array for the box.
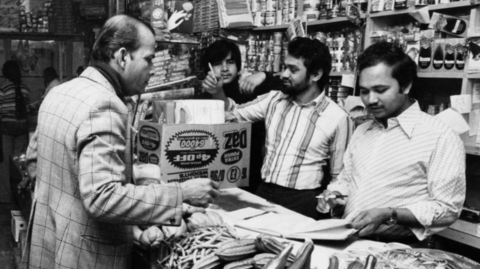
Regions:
[[211, 37, 353, 218]]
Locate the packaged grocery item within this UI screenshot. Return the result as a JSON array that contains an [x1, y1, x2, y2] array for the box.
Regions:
[[418, 30, 434, 72], [468, 37, 480, 73], [444, 38, 455, 70], [432, 39, 445, 71], [429, 12, 469, 37], [405, 42, 420, 66], [371, 0, 384, 12], [454, 38, 466, 71]]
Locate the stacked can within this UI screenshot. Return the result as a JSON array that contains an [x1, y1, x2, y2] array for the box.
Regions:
[[247, 34, 258, 70], [303, 0, 321, 22], [327, 77, 352, 103], [19, 1, 53, 33], [280, 0, 295, 25], [272, 32, 283, 72], [245, 32, 285, 73], [257, 38, 267, 71], [266, 0, 276, 26], [314, 29, 359, 73], [251, 0, 290, 27]]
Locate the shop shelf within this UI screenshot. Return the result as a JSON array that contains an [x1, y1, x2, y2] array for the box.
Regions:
[[0, 32, 83, 41], [145, 76, 198, 93], [253, 24, 289, 31], [417, 72, 465, 78], [307, 17, 353, 26], [467, 73, 480, 79], [369, 1, 475, 18]]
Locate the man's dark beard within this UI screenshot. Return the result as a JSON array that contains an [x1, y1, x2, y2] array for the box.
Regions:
[[281, 78, 309, 96]]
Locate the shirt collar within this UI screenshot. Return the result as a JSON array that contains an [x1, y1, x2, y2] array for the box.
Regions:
[[368, 100, 421, 138]]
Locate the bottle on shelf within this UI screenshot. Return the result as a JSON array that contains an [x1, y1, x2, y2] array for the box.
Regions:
[[455, 40, 465, 70], [418, 31, 434, 71], [444, 39, 455, 70], [432, 39, 444, 70]]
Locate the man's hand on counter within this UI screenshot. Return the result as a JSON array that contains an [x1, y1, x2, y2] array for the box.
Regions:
[[316, 189, 346, 214], [180, 178, 220, 208], [347, 208, 391, 237]]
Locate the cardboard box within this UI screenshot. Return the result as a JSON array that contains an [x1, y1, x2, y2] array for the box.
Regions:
[[11, 210, 27, 242], [137, 121, 251, 188]]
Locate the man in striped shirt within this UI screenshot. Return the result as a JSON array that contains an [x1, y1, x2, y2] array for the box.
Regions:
[[317, 41, 466, 244], [219, 37, 353, 218]]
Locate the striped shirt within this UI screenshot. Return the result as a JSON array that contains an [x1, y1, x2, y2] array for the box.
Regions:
[[227, 90, 353, 190], [328, 101, 466, 240], [0, 79, 30, 122]]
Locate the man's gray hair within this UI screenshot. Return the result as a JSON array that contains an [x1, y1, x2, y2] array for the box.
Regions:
[[91, 14, 154, 63]]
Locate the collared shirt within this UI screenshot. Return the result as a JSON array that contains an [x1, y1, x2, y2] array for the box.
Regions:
[[328, 101, 466, 240], [227, 90, 353, 190]]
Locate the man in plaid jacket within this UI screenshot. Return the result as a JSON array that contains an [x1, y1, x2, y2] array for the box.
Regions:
[[24, 15, 219, 268]]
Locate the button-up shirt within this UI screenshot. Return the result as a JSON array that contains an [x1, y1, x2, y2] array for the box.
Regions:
[[227, 90, 352, 190], [328, 101, 466, 240]]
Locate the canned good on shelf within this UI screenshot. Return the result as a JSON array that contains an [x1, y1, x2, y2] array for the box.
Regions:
[[304, 0, 321, 10], [273, 32, 283, 43], [273, 45, 282, 53], [254, 11, 264, 26], [266, 0, 277, 10], [273, 54, 282, 72], [265, 10, 276, 26], [275, 10, 283, 25], [303, 10, 320, 21], [260, 0, 267, 11]]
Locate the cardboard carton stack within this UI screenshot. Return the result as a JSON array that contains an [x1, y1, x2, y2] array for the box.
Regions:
[[192, 0, 219, 33], [137, 100, 251, 188], [52, 0, 73, 34]]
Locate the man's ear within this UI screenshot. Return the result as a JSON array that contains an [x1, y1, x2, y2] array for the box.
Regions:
[[311, 69, 323, 82], [401, 82, 413, 95], [113, 48, 128, 69]]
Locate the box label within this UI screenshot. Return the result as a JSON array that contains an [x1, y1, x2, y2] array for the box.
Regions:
[[164, 130, 219, 169], [137, 121, 251, 188]]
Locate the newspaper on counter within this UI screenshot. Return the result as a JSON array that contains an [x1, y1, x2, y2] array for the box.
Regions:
[[234, 212, 357, 240]]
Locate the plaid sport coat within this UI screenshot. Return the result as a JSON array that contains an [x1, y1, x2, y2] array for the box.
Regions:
[[25, 67, 183, 269]]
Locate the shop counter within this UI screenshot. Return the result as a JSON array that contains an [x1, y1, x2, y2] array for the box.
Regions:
[[209, 187, 385, 268]]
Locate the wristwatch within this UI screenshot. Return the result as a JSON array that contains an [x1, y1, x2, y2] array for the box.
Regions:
[[386, 208, 398, 226]]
